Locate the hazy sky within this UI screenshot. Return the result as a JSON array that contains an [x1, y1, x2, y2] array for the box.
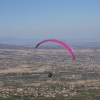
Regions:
[[0, 0, 100, 40]]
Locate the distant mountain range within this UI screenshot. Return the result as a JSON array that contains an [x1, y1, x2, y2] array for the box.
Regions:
[[0, 38, 100, 46], [0, 38, 38, 46]]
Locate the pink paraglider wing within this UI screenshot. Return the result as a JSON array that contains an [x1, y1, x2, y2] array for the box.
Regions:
[[35, 39, 75, 60]]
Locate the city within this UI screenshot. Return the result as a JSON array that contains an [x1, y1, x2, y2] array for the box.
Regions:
[[0, 44, 100, 100]]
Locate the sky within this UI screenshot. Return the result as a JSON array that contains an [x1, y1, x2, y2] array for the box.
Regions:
[[0, 0, 100, 41]]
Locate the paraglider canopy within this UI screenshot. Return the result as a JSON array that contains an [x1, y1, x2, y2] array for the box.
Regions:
[[35, 39, 75, 60]]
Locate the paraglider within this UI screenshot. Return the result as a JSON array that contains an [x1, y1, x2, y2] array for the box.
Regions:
[[35, 39, 75, 77], [35, 39, 75, 60], [48, 71, 53, 77]]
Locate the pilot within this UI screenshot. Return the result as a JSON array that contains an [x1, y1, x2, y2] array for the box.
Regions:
[[48, 71, 52, 77]]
